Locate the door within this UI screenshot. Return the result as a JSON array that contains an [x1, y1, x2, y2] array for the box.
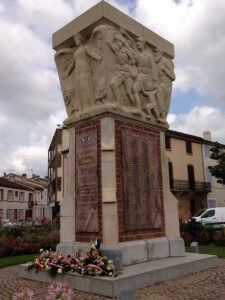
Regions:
[[188, 165, 195, 190]]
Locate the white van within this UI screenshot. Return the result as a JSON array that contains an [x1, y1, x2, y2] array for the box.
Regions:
[[190, 207, 225, 226]]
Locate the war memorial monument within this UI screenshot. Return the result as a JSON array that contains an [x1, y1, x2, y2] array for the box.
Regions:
[[19, 2, 217, 297]]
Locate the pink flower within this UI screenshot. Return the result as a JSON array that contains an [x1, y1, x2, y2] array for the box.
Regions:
[[47, 282, 74, 300], [12, 288, 34, 300]]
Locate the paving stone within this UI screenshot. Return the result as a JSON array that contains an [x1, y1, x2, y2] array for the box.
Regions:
[[1, 260, 225, 299]]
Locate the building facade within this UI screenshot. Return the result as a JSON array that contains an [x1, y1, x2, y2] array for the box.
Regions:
[[165, 130, 211, 219], [0, 177, 33, 221], [202, 131, 225, 209], [48, 127, 69, 218], [4, 173, 51, 221], [47, 126, 224, 221]]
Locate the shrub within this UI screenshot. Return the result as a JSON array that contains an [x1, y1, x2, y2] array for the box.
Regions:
[[214, 231, 225, 247], [180, 231, 193, 246], [180, 220, 224, 246], [0, 226, 23, 238], [0, 230, 60, 258]]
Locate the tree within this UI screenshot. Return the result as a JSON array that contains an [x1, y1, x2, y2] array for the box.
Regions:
[[208, 142, 225, 185]]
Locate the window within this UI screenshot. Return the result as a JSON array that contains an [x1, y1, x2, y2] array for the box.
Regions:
[[15, 191, 18, 197], [14, 209, 18, 220], [18, 209, 24, 220], [165, 135, 171, 150], [7, 209, 13, 219], [168, 162, 173, 189], [0, 209, 3, 217], [206, 169, 212, 184], [29, 193, 33, 202], [0, 189, 3, 201], [204, 145, 210, 157], [19, 192, 24, 202], [187, 165, 195, 190], [208, 199, 216, 209], [186, 141, 192, 154], [7, 190, 13, 201], [201, 209, 215, 218]]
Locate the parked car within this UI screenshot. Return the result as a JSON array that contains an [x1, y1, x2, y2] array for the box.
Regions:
[[190, 207, 225, 226]]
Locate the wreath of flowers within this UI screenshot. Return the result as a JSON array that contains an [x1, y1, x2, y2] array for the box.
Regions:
[[26, 238, 117, 277]]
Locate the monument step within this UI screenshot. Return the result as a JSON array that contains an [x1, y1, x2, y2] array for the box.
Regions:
[[19, 253, 217, 298]]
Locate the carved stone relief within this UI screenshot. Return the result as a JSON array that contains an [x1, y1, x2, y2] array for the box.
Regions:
[[54, 24, 175, 124]]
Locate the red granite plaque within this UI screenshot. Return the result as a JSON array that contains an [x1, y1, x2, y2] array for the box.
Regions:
[[75, 129, 99, 232], [122, 129, 162, 230]]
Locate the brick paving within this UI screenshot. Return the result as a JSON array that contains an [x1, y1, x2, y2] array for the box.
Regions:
[[1, 260, 225, 299]]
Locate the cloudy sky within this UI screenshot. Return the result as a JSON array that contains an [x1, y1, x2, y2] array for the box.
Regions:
[[0, 0, 225, 177]]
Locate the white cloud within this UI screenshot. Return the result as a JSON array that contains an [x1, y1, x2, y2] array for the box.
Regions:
[[0, 110, 66, 177], [4, 145, 48, 176], [134, 0, 225, 103], [71, 0, 129, 17], [0, 0, 225, 177], [0, 17, 62, 122], [0, 2, 4, 12], [3, 0, 74, 39], [168, 106, 225, 143]]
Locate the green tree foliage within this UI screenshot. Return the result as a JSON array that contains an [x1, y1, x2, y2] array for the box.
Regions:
[[208, 142, 225, 185]]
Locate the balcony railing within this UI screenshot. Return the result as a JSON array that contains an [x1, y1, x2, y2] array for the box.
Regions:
[[170, 180, 211, 193]]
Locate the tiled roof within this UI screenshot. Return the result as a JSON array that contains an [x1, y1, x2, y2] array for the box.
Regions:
[[166, 129, 225, 147], [14, 181, 43, 191], [0, 177, 33, 191]]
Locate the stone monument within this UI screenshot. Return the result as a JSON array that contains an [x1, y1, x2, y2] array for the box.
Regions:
[[54, 1, 181, 263], [19, 2, 217, 297], [17, 1, 213, 296]]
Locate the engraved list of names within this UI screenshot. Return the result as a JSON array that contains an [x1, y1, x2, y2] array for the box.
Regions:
[[75, 129, 99, 232], [122, 129, 162, 231]]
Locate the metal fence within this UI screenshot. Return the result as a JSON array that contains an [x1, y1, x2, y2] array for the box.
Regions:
[[170, 180, 211, 192]]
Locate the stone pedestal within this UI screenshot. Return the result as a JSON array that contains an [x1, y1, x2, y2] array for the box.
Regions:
[[57, 114, 183, 269]]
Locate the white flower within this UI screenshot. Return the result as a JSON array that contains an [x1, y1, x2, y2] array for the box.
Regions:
[[58, 268, 63, 274], [40, 249, 43, 252]]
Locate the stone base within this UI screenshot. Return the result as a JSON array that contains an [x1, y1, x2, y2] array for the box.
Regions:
[[57, 237, 185, 270], [19, 253, 218, 298]]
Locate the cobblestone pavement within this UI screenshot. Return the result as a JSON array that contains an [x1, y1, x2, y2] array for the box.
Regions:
[[1, 260, 225, 299]]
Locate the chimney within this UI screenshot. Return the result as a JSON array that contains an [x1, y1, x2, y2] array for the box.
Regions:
[[203, 131, 212, 141], [22, 174, 27, 178]]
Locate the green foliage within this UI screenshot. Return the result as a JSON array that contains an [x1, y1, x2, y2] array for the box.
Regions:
[[180, 220, 220, 246], [0, 226, 23, 238], [186, 244, 225, 258], [208, 142, 225, 185], [0, 253, 37, 269], [179, 221, 189, 233], [0, 222, 59, 258]]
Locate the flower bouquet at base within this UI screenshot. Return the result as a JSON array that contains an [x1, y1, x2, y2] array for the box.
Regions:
[[26, 238, 117, 277]]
